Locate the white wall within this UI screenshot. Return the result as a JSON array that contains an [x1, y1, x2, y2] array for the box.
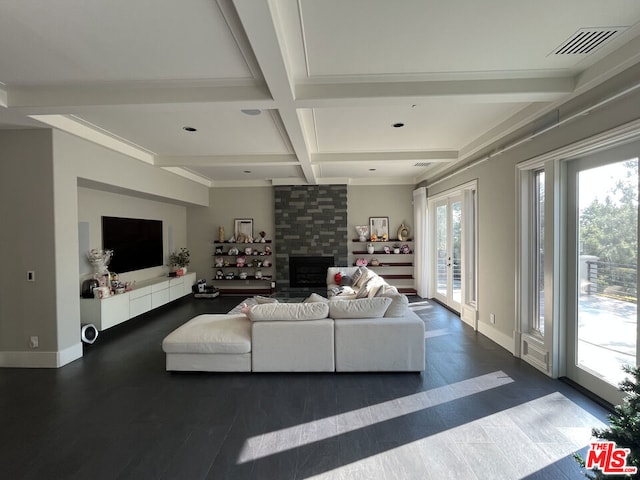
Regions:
[[0, 129, 58, 362]]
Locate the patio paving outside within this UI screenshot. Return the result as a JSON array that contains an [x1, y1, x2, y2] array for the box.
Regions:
[[578, 294, 637, 387]]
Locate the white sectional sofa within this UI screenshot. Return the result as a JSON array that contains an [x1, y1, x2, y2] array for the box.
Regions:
[[162, 267, 425, 372]]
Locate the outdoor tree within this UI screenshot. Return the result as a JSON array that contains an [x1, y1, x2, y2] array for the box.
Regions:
[[580, 159, 638, 266]]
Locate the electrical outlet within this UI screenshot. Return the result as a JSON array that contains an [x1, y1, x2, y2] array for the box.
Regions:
[[490, 313, 496, 324], [29, 336, 39, 349], [27, 271, 35, 282]]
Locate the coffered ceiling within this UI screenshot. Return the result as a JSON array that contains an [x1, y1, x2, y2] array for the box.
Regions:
[[1, 0, 640, 186]]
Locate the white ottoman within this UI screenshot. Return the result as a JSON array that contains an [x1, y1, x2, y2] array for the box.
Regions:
[[162, 314, 251, 372], [334, 309, 425, 372], [251, 319, 335, 372]]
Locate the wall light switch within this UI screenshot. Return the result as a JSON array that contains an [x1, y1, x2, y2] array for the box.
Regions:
[[490, 313, 496, 324], [27, 271, 35, 282], [30, 336, 39, 349]]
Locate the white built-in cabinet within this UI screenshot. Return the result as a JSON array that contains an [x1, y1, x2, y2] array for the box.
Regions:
[[81, 272, 196, 331]]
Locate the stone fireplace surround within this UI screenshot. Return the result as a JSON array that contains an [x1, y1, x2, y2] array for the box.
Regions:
[[274, 185, 348, 294]]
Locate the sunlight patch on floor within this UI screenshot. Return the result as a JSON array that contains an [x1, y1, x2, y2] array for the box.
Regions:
[[236, 371, 513, 464], [424, 328, 451, 339], [301, 392, 608, 479]]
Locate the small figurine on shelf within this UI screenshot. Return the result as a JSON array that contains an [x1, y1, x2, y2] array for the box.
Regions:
[[225, 272, 235, 280], [244, 247, 252, 255], [255, 270, 263, 279], [229, 247, 239, 256], [215, 246, 223, 255], [228, 235, 236, 243], [259, 231, 267, 243], [236, 255, 246, 267], [371, 233, 378, 242], [239, 272, 248, 280], [252, 258, 262, 268], [356, 257, 368, 266], [264, 246, 271, 255], [370, 258, 380, 266], [382, 233, 388, 242], [215, 270, 224, 280], [262, 259, 271, 268], [215, 256, 224, 267], [401, 244, 411, 254]]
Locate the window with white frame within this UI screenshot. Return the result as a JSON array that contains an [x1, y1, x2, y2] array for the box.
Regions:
[[533, 169, 545, 335]]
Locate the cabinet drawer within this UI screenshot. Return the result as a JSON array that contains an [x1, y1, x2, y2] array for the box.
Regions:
[[130, 294, 152, 318], [152, 288, 170, 308], [129, 285, 152, 299], [151, 280, 170, 293], [100, 294, 130, 330]]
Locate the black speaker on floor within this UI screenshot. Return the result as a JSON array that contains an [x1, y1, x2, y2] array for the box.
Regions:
[[81, 324, 98, 344]]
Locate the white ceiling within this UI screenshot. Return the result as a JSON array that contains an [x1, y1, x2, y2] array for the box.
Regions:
[[1, 0, 640, 187]]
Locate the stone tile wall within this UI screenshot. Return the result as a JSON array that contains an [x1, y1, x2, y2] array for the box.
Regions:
[[274, 185, 348, 293]]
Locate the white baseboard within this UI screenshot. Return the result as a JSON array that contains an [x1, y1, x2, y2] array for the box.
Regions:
[[477, 321, 515, 355], [0, 343, 83, 368]]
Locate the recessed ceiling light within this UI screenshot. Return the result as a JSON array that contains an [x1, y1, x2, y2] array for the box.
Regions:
[[241, 109, 262, 116], [392, 123, 405, 128], [243, 170, 252, 174], [369, 168, 377, 171], [182, 126, 197, 132]]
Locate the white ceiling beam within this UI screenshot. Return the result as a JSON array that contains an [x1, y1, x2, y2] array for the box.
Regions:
[[295, 77, 575, 107], [29, 114, 155, 164], [312, 151, 458, 164], [233, 0, 316, 184], [161, 167, 213, 187], [155, 154, 299, 167], [8, 82, 275, 114]]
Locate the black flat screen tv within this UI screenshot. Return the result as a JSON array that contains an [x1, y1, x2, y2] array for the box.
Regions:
[[102, 216, 163, 273]]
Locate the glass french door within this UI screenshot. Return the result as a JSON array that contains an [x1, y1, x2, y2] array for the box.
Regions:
[[434, 195, 462, 312], [565, 145, 639, 405]]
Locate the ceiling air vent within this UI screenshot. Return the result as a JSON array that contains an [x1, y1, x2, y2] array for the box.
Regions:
[[552, 27, 626, 55], [414, 162, 430, 167]]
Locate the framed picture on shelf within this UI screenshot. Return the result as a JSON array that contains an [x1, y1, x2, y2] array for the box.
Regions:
[[234, 218, 253, 239], [369, 216, 389, 239]]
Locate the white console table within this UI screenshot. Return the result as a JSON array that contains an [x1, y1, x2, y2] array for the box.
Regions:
[[81, 272, 196, 331]]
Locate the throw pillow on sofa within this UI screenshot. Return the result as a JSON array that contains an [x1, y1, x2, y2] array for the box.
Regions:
[[329, 297, 392, 319], [380, 293, 409, 317], [355, 268, 376, 288], [248, 302, 329, 321], [350, 266, 366, 286], [304, 293, 329, 303]]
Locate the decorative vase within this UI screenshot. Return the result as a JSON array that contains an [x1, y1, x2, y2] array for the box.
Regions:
[[367, 243, 375, 254], [219, 226, 225, 243], [355, 225, 369, 242], [397, 223, 410, 241]]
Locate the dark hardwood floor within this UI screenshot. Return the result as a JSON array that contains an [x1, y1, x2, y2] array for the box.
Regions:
[[0, 296, 610, 479]]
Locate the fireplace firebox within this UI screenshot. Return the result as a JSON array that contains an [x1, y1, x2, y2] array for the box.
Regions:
[[289, 256, 334, 288]]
